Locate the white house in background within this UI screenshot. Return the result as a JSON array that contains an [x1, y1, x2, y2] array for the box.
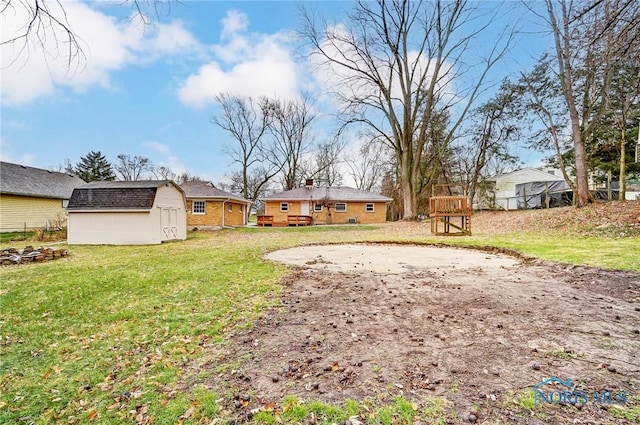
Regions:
[[486, 167, 565, 210], [66, 180, 186, 245]]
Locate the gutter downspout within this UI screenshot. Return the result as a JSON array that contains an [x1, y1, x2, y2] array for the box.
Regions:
[[221, 198, 231, 228]]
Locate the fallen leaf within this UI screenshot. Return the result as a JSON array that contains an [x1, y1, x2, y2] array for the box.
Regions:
[[180, 406, 195, 419]]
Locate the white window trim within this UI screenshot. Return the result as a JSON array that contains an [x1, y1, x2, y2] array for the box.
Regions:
[[365, 203, 375, 212], [193, 200, 206, 215], [280, 202, 289, 212], [335, 203, 347, 212], [314, 203, 323, 212]]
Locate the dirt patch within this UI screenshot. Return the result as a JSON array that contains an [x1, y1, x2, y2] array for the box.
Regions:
[[220, 244, 640, 423]]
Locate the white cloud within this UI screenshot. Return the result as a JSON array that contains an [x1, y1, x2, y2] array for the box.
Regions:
[[143, 141, 187, 176], [0, 1, 202, 106], [220, 9, 249, 40], [178, 10, 300, 108], [145, 21, 204, 59], [0, 138, 35, 165]]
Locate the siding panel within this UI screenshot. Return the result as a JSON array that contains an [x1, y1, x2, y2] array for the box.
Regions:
[[0, 195, 67, 232]]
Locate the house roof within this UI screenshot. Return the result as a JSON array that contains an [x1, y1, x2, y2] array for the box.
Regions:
[[180, 181, 251, 204], [67, 180, 182, 211], [264, 186, 393, 203], [0, 161, 86, 199], [487, 167, 565, 183]]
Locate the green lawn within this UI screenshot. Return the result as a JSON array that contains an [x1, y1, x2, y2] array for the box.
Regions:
[[1, 225, 638, 424]]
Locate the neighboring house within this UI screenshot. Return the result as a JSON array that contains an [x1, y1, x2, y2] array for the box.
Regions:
[[484, 167, 565, 210], [180, 181, 251, 228], [261, 182, 393, 225], [66, 180, 186, 245], [0, 161, 85, 232]]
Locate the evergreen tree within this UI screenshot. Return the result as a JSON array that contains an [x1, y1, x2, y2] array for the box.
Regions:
[[75, 151, 115, 182]]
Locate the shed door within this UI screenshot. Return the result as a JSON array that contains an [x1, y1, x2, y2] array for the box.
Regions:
[[300, 202, 310, 215], [161, 207, 179, 241]]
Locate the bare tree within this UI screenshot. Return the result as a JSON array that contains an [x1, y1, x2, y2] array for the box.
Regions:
[[301, 0, 515, 219], [173, 172, 205, 185], [114, 154, 153, 181], [224, 166, 274, 202], [304, 138, 345, 187], [536, 0, 640, 206], [345, 139, 391, 192], [261, 94, 317, 190], [454, 80, 522, 205], [1, 0, 175, 68], [212, 94, 279, 202], [152, 165, 178, 181]]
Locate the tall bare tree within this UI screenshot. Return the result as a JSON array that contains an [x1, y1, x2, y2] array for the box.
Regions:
[[114, 154, 153, 181], [304, 139, 345, 187], [345, 139, 391, 192], [224, 166, 275, 202], [261, 95, 317, 190], [212, 94, 278, 202], [537, 0, 640, 206], [454, 80, 522, 205], [301, 0, 514, 219]]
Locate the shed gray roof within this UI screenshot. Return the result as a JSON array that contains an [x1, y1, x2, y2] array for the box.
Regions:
[[264, 186, 392, 202], [0, 161, 86, 199], [180, 181, 250, 204], [67, 180, 181, 210]]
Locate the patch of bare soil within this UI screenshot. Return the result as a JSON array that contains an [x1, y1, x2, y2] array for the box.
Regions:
[[218, 244, 640, 424]]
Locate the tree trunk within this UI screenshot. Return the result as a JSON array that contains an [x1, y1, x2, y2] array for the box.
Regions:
[[619, 126, 626, 201], [400, 150, 416, 220], [572, 129, 591, 207]]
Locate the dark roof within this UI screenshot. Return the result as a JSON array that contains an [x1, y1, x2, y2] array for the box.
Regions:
[[0, 161, 85, 199], [264, 186, 392, 202], [180, 181, 250, 204], [67, 180, 180, 210]]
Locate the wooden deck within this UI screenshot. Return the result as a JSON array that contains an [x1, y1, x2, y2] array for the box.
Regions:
[[429, 196, 472, 236], [256, 215, 313, 227]]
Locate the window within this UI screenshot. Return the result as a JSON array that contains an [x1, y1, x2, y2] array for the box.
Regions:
[[280, 202, 289, 212], [240, 205, 244, 213], [365, 203, 375, 212], [228, 204, 233, 212], [335, 203, 347, 212], [193, 200, 205, 214], [314, 203, 323, 212]]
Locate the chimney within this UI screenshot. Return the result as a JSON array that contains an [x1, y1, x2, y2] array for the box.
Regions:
[[305, 179, 314, 189]]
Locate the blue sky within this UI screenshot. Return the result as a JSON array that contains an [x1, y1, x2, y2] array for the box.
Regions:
[[1, 0, 551, 184]]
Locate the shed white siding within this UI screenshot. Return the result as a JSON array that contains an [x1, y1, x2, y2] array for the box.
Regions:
[[68, 211, 159, 245], [67, 182, 186, 245]]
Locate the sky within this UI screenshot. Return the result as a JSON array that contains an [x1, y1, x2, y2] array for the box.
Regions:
[[1, 0, 553, 186]]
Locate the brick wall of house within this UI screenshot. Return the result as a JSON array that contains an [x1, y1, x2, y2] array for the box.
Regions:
[[186, 199, 246, 227], [265, 200, 387, 224]]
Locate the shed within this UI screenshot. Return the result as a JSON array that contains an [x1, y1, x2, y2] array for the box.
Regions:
[[0, 161, 85, 232], [66, 180, 186, 245], [486, 167, 565, 210]]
